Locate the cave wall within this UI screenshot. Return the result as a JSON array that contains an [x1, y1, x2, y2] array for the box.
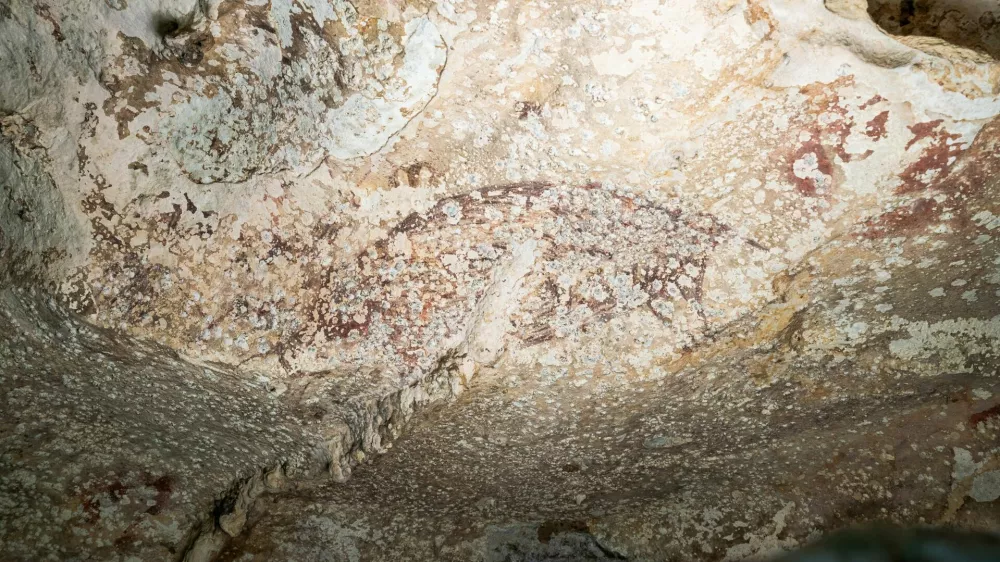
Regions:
[[2, 0, 1000, 559]]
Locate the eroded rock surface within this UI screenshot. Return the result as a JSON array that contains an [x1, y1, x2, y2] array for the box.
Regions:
[[0, 287, 309, 560], [2, 0, 1000, 560]]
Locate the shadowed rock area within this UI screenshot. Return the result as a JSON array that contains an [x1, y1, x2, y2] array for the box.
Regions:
[[2, 0, 999, 560]]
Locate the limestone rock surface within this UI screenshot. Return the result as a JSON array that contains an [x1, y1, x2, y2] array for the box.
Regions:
[[2, 0, 1000, 560]]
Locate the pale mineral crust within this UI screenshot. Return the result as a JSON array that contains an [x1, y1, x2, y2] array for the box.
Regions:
[[2, 0, 1000, 560]]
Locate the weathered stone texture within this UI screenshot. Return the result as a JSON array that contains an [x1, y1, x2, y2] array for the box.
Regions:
[[2, 0, 1000, 559]]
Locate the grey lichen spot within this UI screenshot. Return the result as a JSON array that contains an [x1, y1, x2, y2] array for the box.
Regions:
[[970, 471, 1000, 503], [643, 435, 693, 449]]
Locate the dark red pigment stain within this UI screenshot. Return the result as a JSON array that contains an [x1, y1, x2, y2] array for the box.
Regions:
[[782, 78, 887, 197], [291, 182, 765, 371], [865, 111, 889, 140], [860, 118, 1000, 239], [905, 119, 945, 150], [81, 480, 129, 523], [860, 198, 939, 240], [146, 474, 174, 515], [859, 94, 886, 110], [897, 120, 964, 194], [33, 4, 65, 42], [788, 132, 835, 196], [77, 473, 174, 527], [970, 404, 1000, 428]]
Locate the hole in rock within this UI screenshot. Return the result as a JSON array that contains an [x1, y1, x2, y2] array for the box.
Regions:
[[152, 14, 181, 39], [867, 0, 1000, 58]]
